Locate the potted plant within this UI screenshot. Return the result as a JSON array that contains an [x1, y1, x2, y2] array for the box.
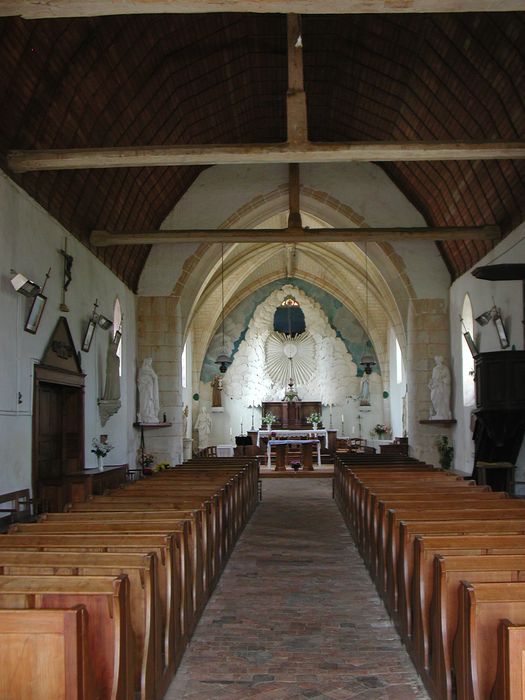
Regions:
[[307, 412, 322, 430], [290, 459, 302, 471], [262, 412, 277, 429], [435, 435, 454, 470]]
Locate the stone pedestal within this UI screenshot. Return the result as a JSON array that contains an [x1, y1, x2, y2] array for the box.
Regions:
[[183, 437, 193, 461]]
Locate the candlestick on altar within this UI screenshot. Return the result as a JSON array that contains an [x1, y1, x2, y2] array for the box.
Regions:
[[341, 414, 344, 436], [329, 404, 333, 429], [240, 420, 243, 435], [250, 402, 255, 430]]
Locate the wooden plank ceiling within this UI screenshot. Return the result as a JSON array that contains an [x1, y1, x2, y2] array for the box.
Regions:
[[0, 11, 524, 290]]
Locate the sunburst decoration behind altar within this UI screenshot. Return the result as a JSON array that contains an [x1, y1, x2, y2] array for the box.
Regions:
[[265, 331, 316, 388], [219, 284, 365, 406]]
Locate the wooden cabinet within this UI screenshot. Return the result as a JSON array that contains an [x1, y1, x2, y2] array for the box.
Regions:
[[475, 351, 525, 410], [261, 401, 322, 429], [39, 466, 128, 513], [473, 351, 525, 491]]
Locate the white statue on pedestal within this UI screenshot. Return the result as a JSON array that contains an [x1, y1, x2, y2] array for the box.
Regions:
[[195, 406, 212, 450], [428, 355, 452, 420], [137, 357, 160, 424]]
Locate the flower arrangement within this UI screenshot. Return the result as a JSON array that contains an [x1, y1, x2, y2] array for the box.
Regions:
[[307, 412, 322, 425], [435, 435, 454, 470], [91, 438, 113, 457], [372, 423, 390, 438], [290, 459, 302, 471], [154, 461, 170, 472], [263, 412, 277, 426], [141, 453, 155, 468]]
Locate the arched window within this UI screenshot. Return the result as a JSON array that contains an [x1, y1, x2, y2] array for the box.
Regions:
[[273, 296, 306, 336], [395, 337, 403, 385], [113, 298, 122, 377], [181, 342, 187, 389], [461, 295, 475, 406]]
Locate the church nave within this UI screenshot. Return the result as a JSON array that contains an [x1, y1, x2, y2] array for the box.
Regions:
[[165, 479, 428, 700]]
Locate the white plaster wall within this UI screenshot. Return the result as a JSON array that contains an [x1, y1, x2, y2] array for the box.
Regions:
[[138, 163, 449, 302], [0, 172, 138, 495], [449, 223, 525, 475]]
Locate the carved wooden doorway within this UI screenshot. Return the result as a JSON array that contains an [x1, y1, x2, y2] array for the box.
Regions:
[[32, 317, 85, 511]]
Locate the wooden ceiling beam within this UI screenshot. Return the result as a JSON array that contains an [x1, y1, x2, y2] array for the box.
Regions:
[[8, 141, 525, 173], [0, 1, 521, 19], [90, 225, 500, 246]]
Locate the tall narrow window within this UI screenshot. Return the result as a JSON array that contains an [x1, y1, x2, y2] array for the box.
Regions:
[[113, 298, 122, 376], [181, 342, 187, 389], [462, 295, 475, 406], [395, 337, 403, 385]]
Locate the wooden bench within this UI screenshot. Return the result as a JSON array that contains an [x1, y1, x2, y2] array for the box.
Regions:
[[365, 487, 498, 573], [453, 582, 525, 700], [0, 531, 183, 689], [0, 488, 38, 529], [0, 550, 159, 700], [397, 525, 525, 660], [384, 504, 525, 618], [0, 574, 134, 700], [491, 618, 525, 700], [0, 606, 90, 700], [430, 553, 525, 700], [14, 516, 204, 619]]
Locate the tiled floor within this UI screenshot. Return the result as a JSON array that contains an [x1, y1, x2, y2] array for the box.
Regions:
[[165, 478, 428, 699]]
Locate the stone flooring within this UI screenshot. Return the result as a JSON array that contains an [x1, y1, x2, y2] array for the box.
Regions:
[[164, 478, 429, 699]]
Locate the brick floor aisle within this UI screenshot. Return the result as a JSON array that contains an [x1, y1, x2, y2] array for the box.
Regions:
[[165, 479, 429, 699]]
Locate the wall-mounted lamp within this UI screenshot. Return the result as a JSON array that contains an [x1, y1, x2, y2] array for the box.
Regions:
[[97, 315, 113, 330], [10, 271, 40, 297], [474, 304, 510, 349]]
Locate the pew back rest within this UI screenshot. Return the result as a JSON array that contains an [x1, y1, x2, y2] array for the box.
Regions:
[[0, 605, 90, 700], [455, 582, 525, 700]]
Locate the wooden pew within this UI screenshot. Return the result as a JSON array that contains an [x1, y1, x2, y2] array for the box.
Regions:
[[0, 550, 159, 700], [0, 532, 183, 690], [11, 517, 203, 630], [430, 554, 525, 700], [384, 504, 525, 618], [0, 606, 90, 700], [0, 574, 134, 700], [491, 618, 525, 700], [453, 582, 525, 700], [366, 488, 500, 575]]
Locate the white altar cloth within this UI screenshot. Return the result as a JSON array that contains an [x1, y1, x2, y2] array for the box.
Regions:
[[216, 444, 234, 457], [257, 429, 328, 448]]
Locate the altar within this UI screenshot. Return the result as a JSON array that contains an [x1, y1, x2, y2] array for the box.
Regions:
[[261, 401, 322, 429], [256, 429, 328, 448], [266, 439, 321, 471]]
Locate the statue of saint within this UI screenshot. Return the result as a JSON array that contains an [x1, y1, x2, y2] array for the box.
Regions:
[[183, 405, 189, 438], [195, 406, 212, 450], [137, 357, 160, 424], [102, 336, 121, 402], [429, 355, 452, 420], [211, 375, 223, 407], [358, 374, 370, 406]]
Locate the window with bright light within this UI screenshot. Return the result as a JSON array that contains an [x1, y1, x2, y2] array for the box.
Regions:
[[181, 342, 187, 389], [395, 337, 403, 385], [462, 295, 475, 406], [113, 298, 122, 376]]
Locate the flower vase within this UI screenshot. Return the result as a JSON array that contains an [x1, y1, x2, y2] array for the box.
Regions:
[[97, 455, 104, 471], [312, 423, 318, 431]]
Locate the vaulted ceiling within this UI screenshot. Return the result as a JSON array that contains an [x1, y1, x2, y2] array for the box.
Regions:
[[0, 9, 524, 290]]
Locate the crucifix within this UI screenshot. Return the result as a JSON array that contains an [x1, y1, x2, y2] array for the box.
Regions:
[[59, 238, 74, 312]]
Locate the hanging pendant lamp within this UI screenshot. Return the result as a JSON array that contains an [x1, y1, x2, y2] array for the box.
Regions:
[[214, 243, 232, 374], [360, 242, 376, 375]]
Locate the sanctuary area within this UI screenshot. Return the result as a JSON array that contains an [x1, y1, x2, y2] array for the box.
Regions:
[[0, 2, 525, 699]]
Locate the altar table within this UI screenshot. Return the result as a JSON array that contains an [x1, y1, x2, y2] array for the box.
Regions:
[[257, 429, 328, 448], [266, 439, 321, 471]]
